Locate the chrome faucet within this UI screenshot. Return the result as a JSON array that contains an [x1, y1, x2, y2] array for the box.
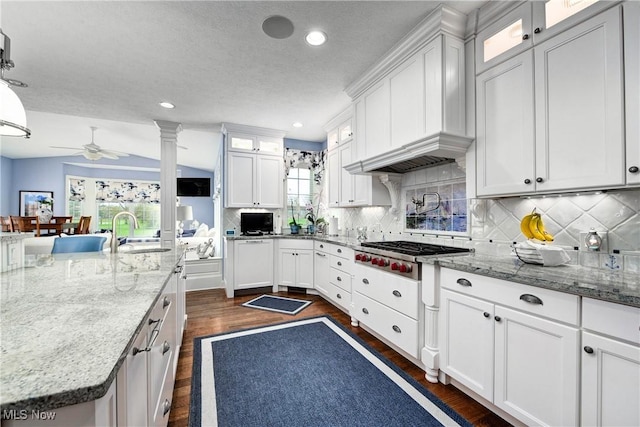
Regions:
[[111, 211, 139, 253]]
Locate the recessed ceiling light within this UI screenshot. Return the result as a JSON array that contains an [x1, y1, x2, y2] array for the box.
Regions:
[[293, 122, 303, 128], [305, 30, 327, 46], [159, 102, 175, 109]]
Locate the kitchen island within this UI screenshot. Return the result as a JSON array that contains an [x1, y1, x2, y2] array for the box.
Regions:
[[0, 248, 184, 423]]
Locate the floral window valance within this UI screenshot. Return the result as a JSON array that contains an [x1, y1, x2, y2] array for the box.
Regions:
[[95, 180, 161, 203], [69, 178, 86, 201], [284, 148, 327, 184]]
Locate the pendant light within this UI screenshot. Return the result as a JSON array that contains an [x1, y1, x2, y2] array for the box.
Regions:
[[0, 28, 31, 138]]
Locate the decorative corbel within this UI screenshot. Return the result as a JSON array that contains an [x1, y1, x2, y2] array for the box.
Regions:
[[378, 173, 403, 218]]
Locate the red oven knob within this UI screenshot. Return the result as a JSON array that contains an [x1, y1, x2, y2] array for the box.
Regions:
[[391, 262, 399, 270], [355, 254, 362, 261], [362, 255, 370, 262], [378, 258, 389, 267], [399, 264, 412, 273], [371, 257, 379, 265]]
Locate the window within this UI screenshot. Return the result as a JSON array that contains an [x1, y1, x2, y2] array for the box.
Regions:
[[287, 168, 312, 225], [97, 202, 160, 236]]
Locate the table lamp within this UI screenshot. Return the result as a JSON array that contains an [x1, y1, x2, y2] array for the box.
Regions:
[[176, 205, 193, 237]]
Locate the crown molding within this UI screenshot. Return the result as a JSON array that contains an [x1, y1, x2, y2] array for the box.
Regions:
[[220, 122, 286, 139], [323, 105, 353, 132], [344, 5, 468, 100]]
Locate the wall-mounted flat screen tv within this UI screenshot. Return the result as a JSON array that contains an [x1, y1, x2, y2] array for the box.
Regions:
[[177, 178, 211, 197]]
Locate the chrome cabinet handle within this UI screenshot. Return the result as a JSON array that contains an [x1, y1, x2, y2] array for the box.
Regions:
[[133, 329, 159, 355], [392, 325, 401, 333], [456, 278, 472, 287], [520, 294, 543, 305], [362, 278, 369, 284], [148, 318, 160, 326], [315, 252, 327, 257], [163, 296, 170, 309], [362, 308, 369, 314], [392, 290, 402, 297], [163, 399, 171, 416]]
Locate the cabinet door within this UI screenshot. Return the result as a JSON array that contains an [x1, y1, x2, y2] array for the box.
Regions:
[[581, 331, 640, 427], [439, 289, 495, 401], [234, 240, 273, 289], [532, 0, 615, 44], [227, 133, 256, 153], [476, 51, 535, 197], [296, 249, 314, 289], [625, 1, 640, 185], [494, 306, 579, 427], [327, 128, 339, 151], [338, 143, 355, 205], [476, 3, 533, 74], [256, 155, 283, 208], [534, 7, 624, 192], [338, 119, 353, 144], [117, 328, 149, 427], [313, 251, 331, 294], [362, 80, 390, 158], [390, 54, 424, 148], [226, 152, 255, 207], [279, 249, 297, 287], [256, 136, 283, 157], [327, 149, 340, 207]]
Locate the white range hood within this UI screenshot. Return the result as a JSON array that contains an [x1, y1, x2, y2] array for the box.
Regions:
[[344, 131, 473, 175]]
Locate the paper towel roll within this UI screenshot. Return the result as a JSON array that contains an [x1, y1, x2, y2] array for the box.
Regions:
[[328, 217, 339, 236]]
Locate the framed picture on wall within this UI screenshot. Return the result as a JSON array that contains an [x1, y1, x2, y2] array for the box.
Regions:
[[19, 191, 54, 216]]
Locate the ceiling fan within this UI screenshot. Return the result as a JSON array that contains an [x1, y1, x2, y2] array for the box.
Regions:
[[50, 126, 130, 160]]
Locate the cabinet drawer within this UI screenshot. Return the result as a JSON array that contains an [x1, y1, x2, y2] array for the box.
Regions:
[[582, 298, 640, 344], [354, 264, 419, 319], [319, 280, 351, 313], [150, 358, 175, 427], [330, 254, 352, 274], [315, 241, 352, 259], [441, 268, 579, 326], [186, 259, 221, 275], [279, 239, 314, 250], [353, 292, 420, 358], [329, 266, 352, 292]]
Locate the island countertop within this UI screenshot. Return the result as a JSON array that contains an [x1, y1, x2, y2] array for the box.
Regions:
[[0, 249, 183, 412], [420, 252, 640, 308]]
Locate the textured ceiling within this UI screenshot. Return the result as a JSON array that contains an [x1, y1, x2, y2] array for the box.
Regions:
[[0, 1, 485, 172]]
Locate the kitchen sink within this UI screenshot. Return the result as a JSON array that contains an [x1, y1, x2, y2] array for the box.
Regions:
[[123, 247, 172, 254]]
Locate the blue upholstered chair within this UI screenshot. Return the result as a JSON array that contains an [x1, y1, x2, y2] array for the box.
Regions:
[[51, 235, 107, 254]]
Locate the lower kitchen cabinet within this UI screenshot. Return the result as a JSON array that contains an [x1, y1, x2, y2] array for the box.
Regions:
[[439, 268, 579, 426], [581, 298, 640, 427], [224, 239, 274, 295], [277, 240, 314, 289], [313, 241, 353, 314], [184, 252, 222, 291]]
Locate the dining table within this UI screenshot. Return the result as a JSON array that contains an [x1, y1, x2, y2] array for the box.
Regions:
[[38, 221, 79, 236]]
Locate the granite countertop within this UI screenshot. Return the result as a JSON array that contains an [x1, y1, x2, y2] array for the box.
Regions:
[[225, 233, 363, 248], [420, 253, 640, 308], [1, 232, 33, 241], [0, 249, 183, 411]]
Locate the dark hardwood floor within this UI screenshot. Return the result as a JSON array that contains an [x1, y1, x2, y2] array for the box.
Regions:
[[168, 289, 511, 427]]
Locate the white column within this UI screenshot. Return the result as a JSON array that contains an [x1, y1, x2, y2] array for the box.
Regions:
[[155, 120, 182, 249]]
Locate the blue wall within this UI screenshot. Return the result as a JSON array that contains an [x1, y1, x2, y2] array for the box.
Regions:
[[284, 138, 326, 151], [1, 155, 215, 226]]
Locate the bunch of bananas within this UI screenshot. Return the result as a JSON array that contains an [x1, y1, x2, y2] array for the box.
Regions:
[[520, 209, 554, 242]]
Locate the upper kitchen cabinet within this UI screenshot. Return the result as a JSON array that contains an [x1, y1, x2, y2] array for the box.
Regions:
[[325, 107, 354, 152], [222, 123, 285, 208], [625, 1, 640, 185], [477, 5, 625, 197], [476, 0, 616, 74], [344, 6, 472, 175]]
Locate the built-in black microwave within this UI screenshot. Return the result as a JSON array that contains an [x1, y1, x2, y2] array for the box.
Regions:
[[240, 213, 273, 235]]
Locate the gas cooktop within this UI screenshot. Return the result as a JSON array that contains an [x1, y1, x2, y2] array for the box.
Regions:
[[359, 240, 472, 257]]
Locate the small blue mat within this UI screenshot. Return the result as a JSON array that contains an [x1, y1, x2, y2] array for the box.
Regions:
[[242, 294, 312, 315]]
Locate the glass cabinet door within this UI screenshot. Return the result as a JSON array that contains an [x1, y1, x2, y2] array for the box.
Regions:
[[257, 137, 283, 156], [228, 135, 255, 152]]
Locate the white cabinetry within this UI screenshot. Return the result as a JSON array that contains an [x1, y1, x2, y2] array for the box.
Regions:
[[1, 234, 26, 272], [277, 239, 314, 289], [224, 239, 274, 297], [184, 252, 222, 291], [477, 7, 625, 196], [581, 298, 640, 427], [314, 241, 353, 314], [353, 264, 422, 359], [625, 1, 640, 185], [223, 124, 285, 208], [439, 268, 580, 426]]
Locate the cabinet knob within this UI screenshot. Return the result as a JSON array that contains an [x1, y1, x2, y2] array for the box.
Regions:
[[392, 325, 402, 333], [456, 278, 472, 287], [362, 307, 369, 314], [162, 341, 171, 355], [522, 33, 530, 40], [536, 177, 544, 183], [494, 315, 502, 322], [534, 27, 541, 34], [148, 318, 161, 326], [392, 290, 402, 297], [163, 399, 171, 417], [337, 261, 342, 266], [629, 166, 639, 173], [336, 293, 342, 299], [337, 248, 342, 253], [524, 178, 532, 184], [163, 296, 170, 309], [337, 276, 342, 281], [362, 278, 369, 284], [483, 312, 490, 318], [584, 346, 594, 354]]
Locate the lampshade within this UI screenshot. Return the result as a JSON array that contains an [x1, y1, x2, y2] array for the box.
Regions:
[[0, 79, 30, 137], [176, 205, 193, 221]]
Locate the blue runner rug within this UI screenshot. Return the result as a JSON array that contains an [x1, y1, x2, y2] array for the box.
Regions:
[[241, 294, 312, 315], [189, 316, 471, 427]]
